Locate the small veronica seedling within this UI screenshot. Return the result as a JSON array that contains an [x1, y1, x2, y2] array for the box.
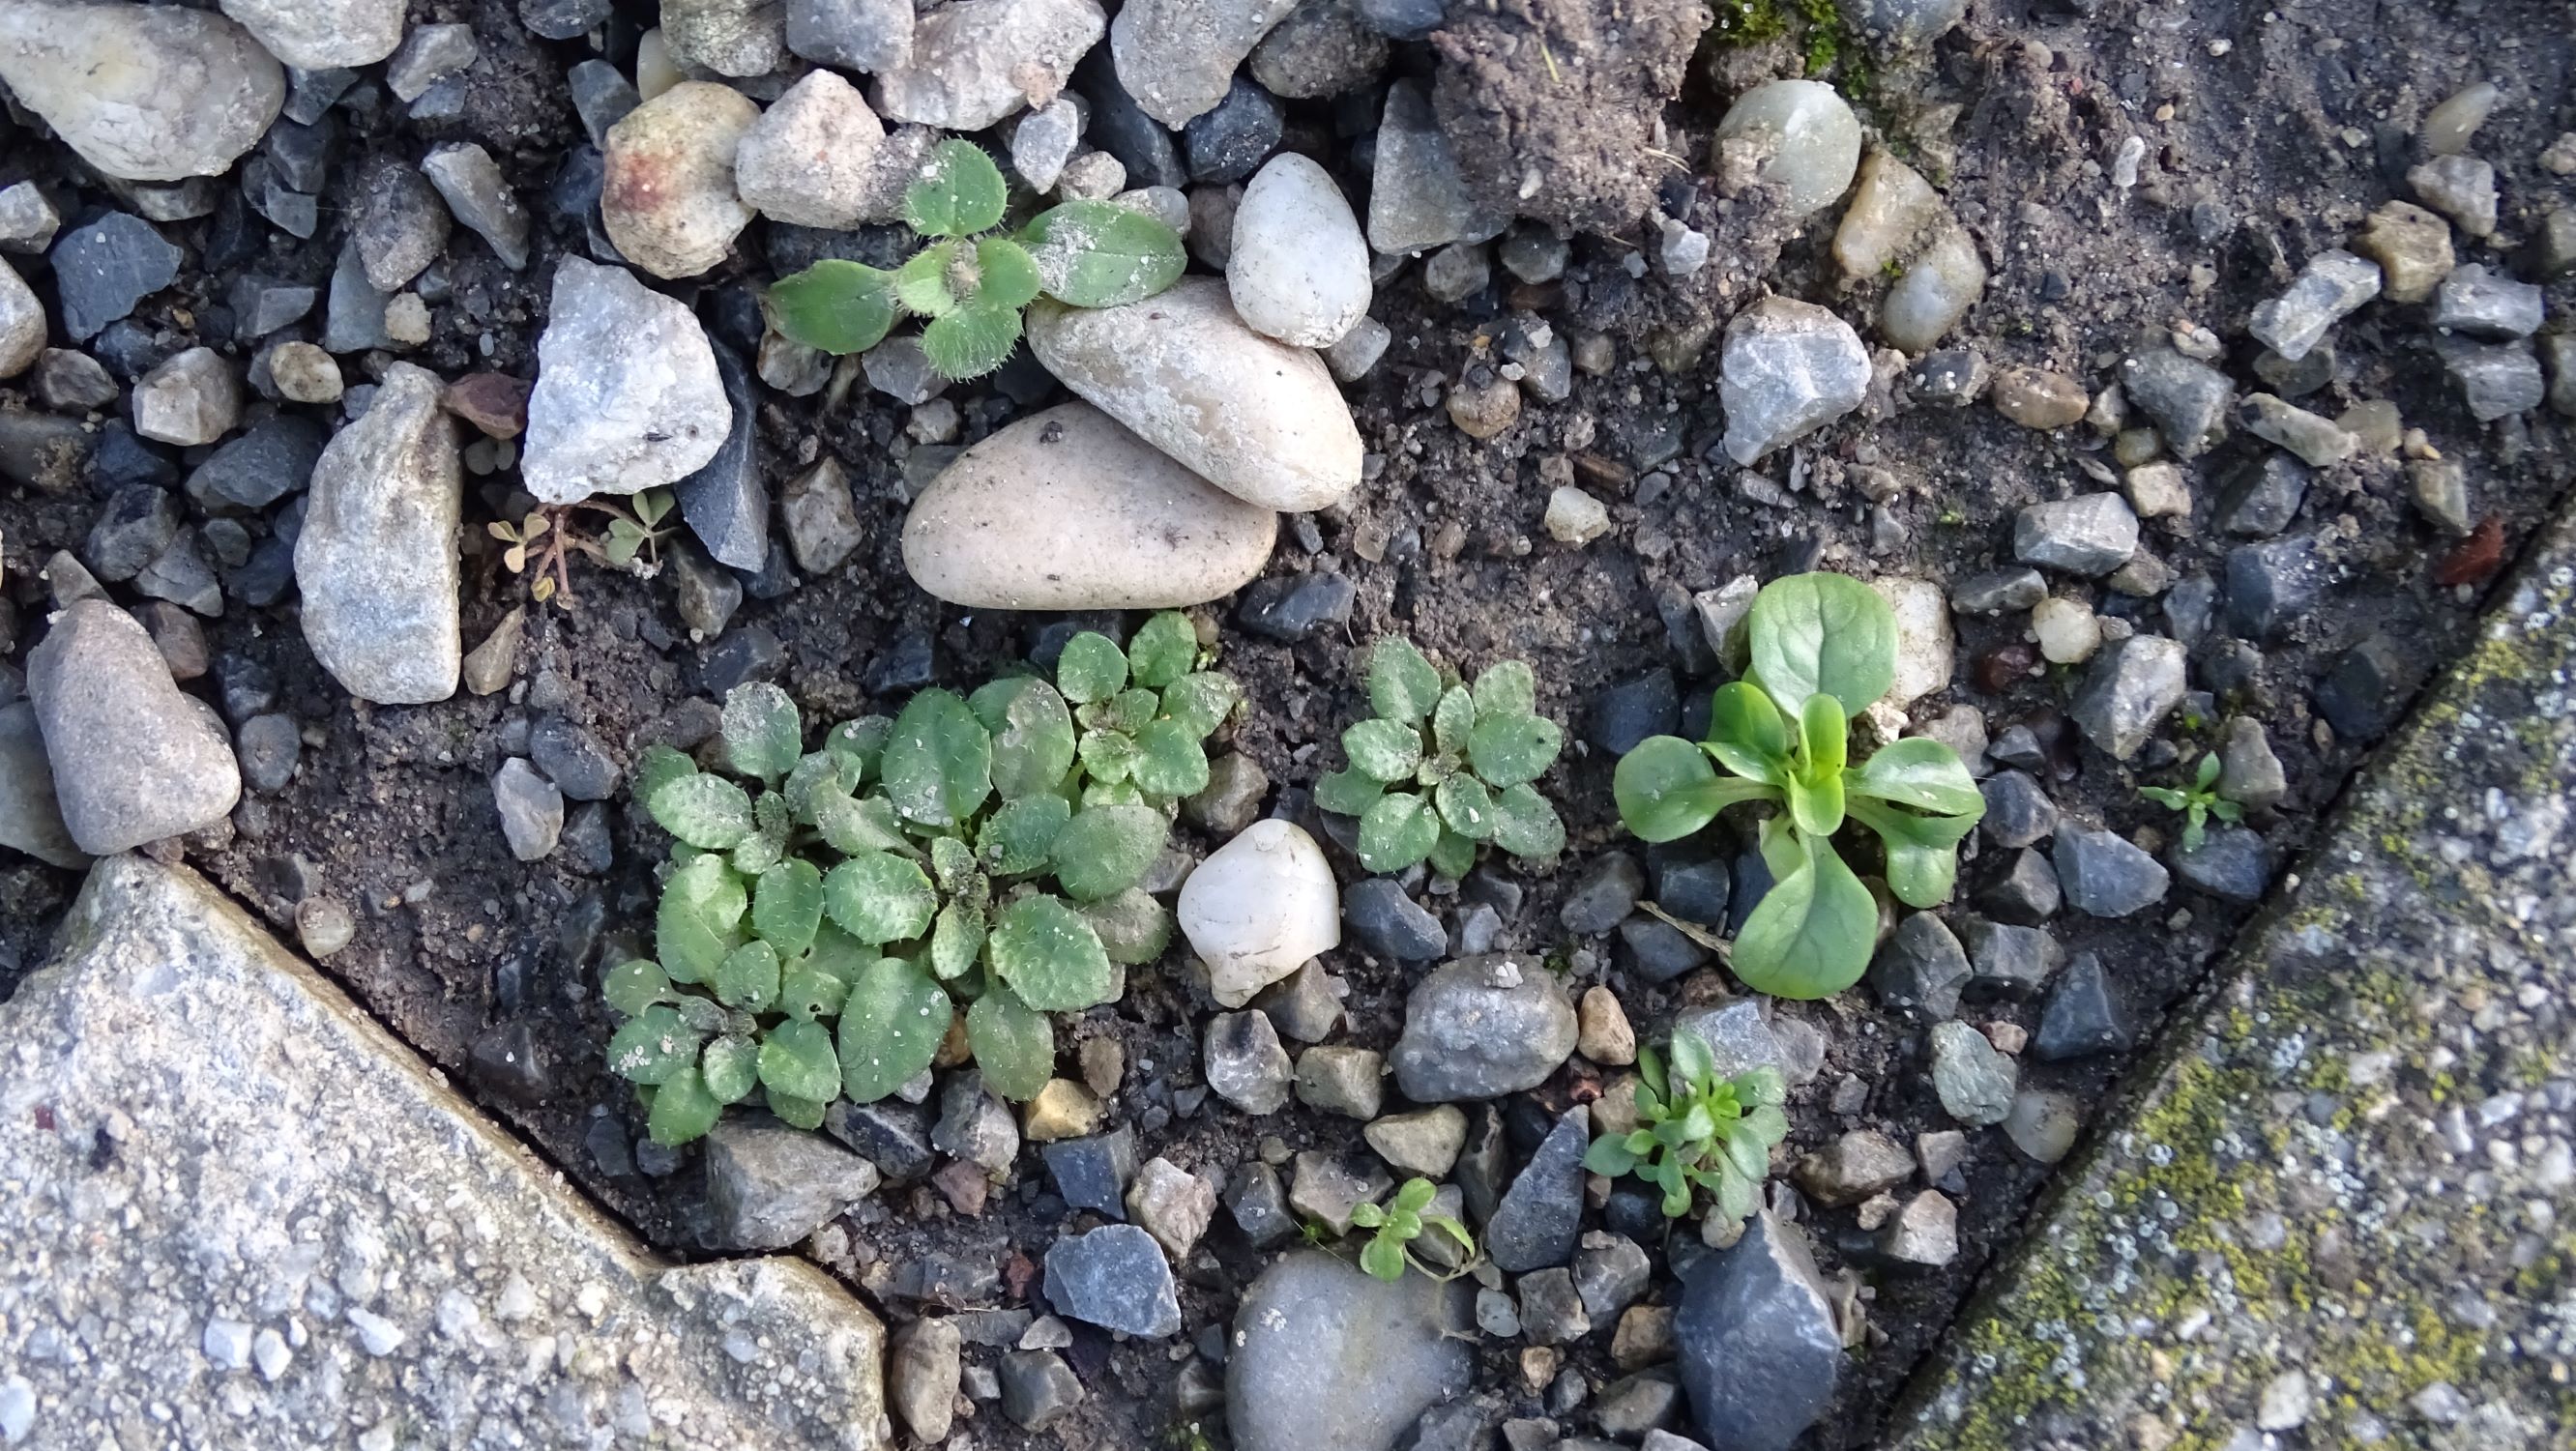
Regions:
[[1315, 638, 1566, 878], [2140, 750, 2240, 852], [1582, 1032, 1789, 1222], [765, 138, 1186, 381], [604, 615, 1240, 1146], [1612, 573, 1984, 999], [1348, 1177, 1478, 1282]]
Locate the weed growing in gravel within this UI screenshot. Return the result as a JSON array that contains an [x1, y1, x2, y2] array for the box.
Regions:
[[487, 488, 677, 606], [1316, 637, 1566, 879], [1348, 1177, 1478, 1281], [602, 615, 1241, 1146], [1583, 1034, 1789, 1220], [765, 138, 1185, 381], [1614, 573, 1984, 998], [2141, 750, 2240, 851]]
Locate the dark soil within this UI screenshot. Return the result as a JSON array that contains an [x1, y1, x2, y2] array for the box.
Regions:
[[2, 0, 2572, 1448]]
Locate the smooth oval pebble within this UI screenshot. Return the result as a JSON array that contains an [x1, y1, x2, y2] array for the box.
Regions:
[[1713, 77, 1862, 218], [602, 80, 758, 279], [26, 599, 242, 855], [1027, 276, 1363, 512], [1228, 154, 1371, 348], [903, 401, 1277, 610], [1178, 819, 1340, 1007]]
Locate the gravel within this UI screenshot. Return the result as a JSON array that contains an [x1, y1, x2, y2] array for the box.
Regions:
[[1674, 1213, 1842, 1451], [1042, 1223, 1182, 1337], [1390, 954, 1579, 1101], [26, 599, 241, 854]]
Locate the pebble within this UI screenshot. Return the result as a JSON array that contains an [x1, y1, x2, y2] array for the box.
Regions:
[[0, 701, 88, 868], [904, 402, 1275, 608], [1184, 752, 1270, 836], [1229, 153, 1371, 347], [869, 0, 1106, 131], [1043, 1223, 1183, 1336], [385, 23, 476, 102], [2409, 155, 2497, 237], [735, 71, 889, 230], [677, 341, 766, 570], [601, 82, 758, 279], [461, 610, 526, 697], [26, 600, 241, 854], [1447, 376, 1520, 441], [1295, 1045, 1384, 1118], [1712, 79, 1861, 217], [1227, 1162, 1295, 1246], [662, 0, 785, 75], [2213, 451, 2313, 537], [2033, 952, 2127, 1061], [0, 3, 281, 183], [2246, 249, 2381, 363], [1880, 229, 1986, 352], [2067, 634, 2185, 760], [2239, 394, 2356, 467], [421, 144, 531, 271], [2027, 595, 2097, 665], [1249, 0, 1386, 98], [1868, 913, 1970, 1020], [770, 457, 858, 575], [1227, 1252, 1475, 1451], [1000, 1350, 1086, 1430], [2422, 80, 2500, 157], [1517, 1268, 1589, 1345], [234, 712, 300, 794], [0, 182, 60, 254], [1675, 1214, 1841, 1451], [1111, 0, 1296, 128], [932, 1070, 1021, 1174], [1878, 1189, 1958, 1266], [1794, 1129, 1914, 1207], [1927, 1020, 2016, 1126], [1180, 819, 1341, 1006], [787, 0, 911, 70], [2120, 349, 2232, 459], [1326, 316, 1392, 381], [49, 213, 184, 343], [522, 257, 731, 505], [1010, 99, 1083, 190], [491, 757, 565, 861], [1544, 485, 1612, 545], [1390, 954, 1578, 1102], [1367, 80, 1508, 254], [1364, 1105, 1467, 1178], [1207, 1010, 1295, 1113], [132, 348, 242, 447], [2003, 1088, 2079, 1164], [1040, 1128, 1136, 1216], [2216, 716, 2288, 810], [2350, 201, 2454, 304], [296, 364, 462, 706], [2014, 493, 2137, 576], [1992, 368, 2088, 430], [188, 415, 324, 517], [890, 1320, 962, 1443], [2430, 262, 2544, 340], [1576, 985, 1636, 1066], [32, 348, 116, 411], [0, 262, 41, 379], [2433, 335, 2545, 421], [1718, 297, 1869, 464], [320, 239, 393, 354], [1344, 880, 1447, 963], [1488, 1107, 1590, 1272], [1252, 959, 1344, 1042], [268, 342, 344, 404], [2053, 827, 2169, 917], [1029, 278, 1362, 511], [2173, 824, 2270, 902]]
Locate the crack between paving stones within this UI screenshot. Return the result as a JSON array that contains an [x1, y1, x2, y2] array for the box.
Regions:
[[1875, 474, 2576, 1436]]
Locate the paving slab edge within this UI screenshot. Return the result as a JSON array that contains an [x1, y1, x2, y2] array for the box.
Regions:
[[1891, 508, 2576, 1449]]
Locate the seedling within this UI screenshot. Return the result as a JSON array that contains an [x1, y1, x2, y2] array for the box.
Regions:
[[603, 614, 1242, 1146], [1316, 638, 1566, 879], [1348, 1177, 1478, 1282], [1582, 1033, 1788, 1222], [487, 488, 678, 605], [1612, 573, 1984, 999], [2140, 750, 2240, 851], [765, 139, 1186, 381]]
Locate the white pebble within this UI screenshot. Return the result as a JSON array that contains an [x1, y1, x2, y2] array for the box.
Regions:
[[1544, 486, 1611, 545], [2031, 596, 2101, 664]]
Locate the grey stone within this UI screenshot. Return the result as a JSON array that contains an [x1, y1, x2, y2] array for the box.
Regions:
[[2239, 394, 2357, 468], [26, 600, 240, 854], [2174, 824, 2271, 902], [2251, 342, 2334, 398], [1977, 848, 2061, 924], [1675, 1213, 1839, 1451], [1112, 0, 1296, 129], [1980, 770, 2057, 849], [1205, 1009, 1295, 1114], [789, 0, 914, 71], [2054, 827, 2170, 917], [1042, 1223, 1182, 1337], [2120, 349, 2232, 459], [524, 258, 731, 505], [1673, 1000, 1789, 1082], [1718, 297, 1871, 466], [1390, 954, 1579, 1102], [2003, 1088, 2080, 1164], [1517, 1266, 1589, 1344], [1793, 1129, 1913, 1207], [1877, 1189, 1958, 1266], [568, 61, 641, 150], [2410, 153, 2497, 237], [320, 239, 394, 354], [1621, 915, 1712, 982], [668, 546, 744, 637], [131, 347, 242, 447], [2433, 335, 2546, 421], [1226, 1161, 1296, 1246], [1364, 1105, 1468, 1178], [529, 717, 619, 801], [932, 1070, 1020, 1174], [2223, 535, 2326, 642], [521, 0, 615, 39], [229, 274, 319, 343], [421, 144, 531, 271], [0, 856, 893, 1444], [1295, 1045, 1384, 1118], [1928, 1020, 2016, 1126], [675, 341, 767, 571], [1367, 80, 1507, 254], [2014, 494, 2138, 576], [1958, 917, 2062, 998], [1345, 879, 1448, 962], [1184, 76, 1285, 184], [1289, 1147, 1391, 1234], [778, 458, 863, 575], [2217, 716, 2288, 810], [1573, 1232, 1653, 1321], [0, 701, 87, 868], [1423, 242, 1492, 305], [2245, 249, 2381, 363], [704, 1114, 881, 1250], [2068, 635, 2186, 760], [1227, 1251, 1476, 1451], [1252, 959, 1345, 1042], [2315, 636, 2410, 743], [1949, 566, 2049, 615], [1487, 1107, 1589, 1272], [1039, 1127, 1137, 1217], [1596, 1370, 1683, 1436], [491, 758, 564, 862], [2410, 456, 2475, 537], [869, 0, 1106, 131], [2214, 452, 2313, 538], [826, 1097, 938, 1183], [1870, 912, 1971, 1020], [2034, 952, 2127, 1060], [2431, 263, 2544, 340], [1561, 851, 1645, 935], [0, 4, 282, 183], [1237, 571, 1358, 641], [1592, 670, 1680, 756], [235, 712, 300, 795], [353, 161, 452, 293], [84, 484, 180, 583], [1186, 752, 1271, 836], [1249, 0, 1387, 98], [889, 1319, 960, 1442], [134, 533, 221, 619], [296, 363, 462, 706], [33, 349, 118, 412], [0, 181, 60, 254], [662, 0, 787, 75], [999, 1349, 1085, 1430], [385, 22, 476, 102]]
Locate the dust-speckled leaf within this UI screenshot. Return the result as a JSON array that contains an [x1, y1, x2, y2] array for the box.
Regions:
[[921, 298, 1022, 382], [647, 773, 755, 850], [904, 137, 1010, 238], [603, 959, 670, 1017], [882, 688, 992, 827], [1427, 827, 1478, 881], [1160, 672, 1242, 740], [1367, 638, 1443, 723], [1081, 778, 1142, 808], [722, 682, 802, 783], [1431, 685, 1478, 757], [608, 1004, 701, 1085], [768, 1091, 828, 1130], [979, 794, 1071, 877], [988, 894, 1119, 1010], [1127, 612, 1199, 688], [1130, 719, 1209, 798], [823, 852, 940, 944], [1471, 660, 1537, 720], [1344, 718, 1424, 784], [778, 966, 849, 1021], [1433, 773, 1496, 841], [657, 856, 746, 983], [751, 859, 823, 958], [1745, 572, 1897, 720], [633, 744, 696, 808], [1467, 712, 1563, 789], [645, 1066, 721, 1146], [930, 899, 986, 980], [758, 1018, 841, 1104], [767, 259, 897, 355], [827, 717, 891, 785], [929, 834, 979, 893], [701, 1034, 759, 1104], [971, 676, 1077, 800], [1489, 783, 1566, 862], [966, 987, 1054, 1101], [1080, 888, 1171, 966], [1314, 767, 1385, 817], [1057, 632, 1128, 704], [805, 921, 870, 985], [1019, 199, 1187, 307], [1078, 727, 1137, 785], [815, 793, 910, 856], [837, 957, 951, 1103], [782, 752, 846, 824], [1358, 791, 1441, 873], [1051, 803, 1167, 901], [715, 939, 780, 1013]]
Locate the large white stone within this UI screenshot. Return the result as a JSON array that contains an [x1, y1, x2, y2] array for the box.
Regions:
[[1880, 226, 1986, 353], [25, 602, 240, 855], [522, 258, 731, 504], [1180, 819, 1341, 1007], [602, 80, 759, 280], [869, 0, 1105, 131], [1718, 296, 1870, 465], [1027, 276, 1362, 512], [734, 70, 888, 230], [0, 2, 283, 182], [220, 0, 404, 69], [904, 402, 1276, 609], [1871, 576, 1955, 708], [1712, 78, 1861, 218], [1228, 154, 1371, 348], [295, 363, 462, 706]]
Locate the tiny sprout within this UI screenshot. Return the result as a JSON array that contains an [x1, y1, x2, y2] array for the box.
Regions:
[[1347, 1177, 1478, 1282], [1583, 1033, 1788, 1223], [2140, 750, 2242, 852]]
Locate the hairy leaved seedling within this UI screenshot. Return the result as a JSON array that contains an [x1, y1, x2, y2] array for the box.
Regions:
[[603, 614, 1241, 1146], [2140, 749, 2240, 851], [1612, 573, 1983, 998], [1316, 638, 1566, 878], [765, 139, 1185, 381], [1582, 1033, 1789, 1222], [1348, 1176, 1478, 1282]]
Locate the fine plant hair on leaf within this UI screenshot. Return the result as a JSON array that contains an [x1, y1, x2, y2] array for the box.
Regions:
[[602, 617, 1237, 1146], [1325, 636, 1568, 880], [1611, 573, 1983, 1000]]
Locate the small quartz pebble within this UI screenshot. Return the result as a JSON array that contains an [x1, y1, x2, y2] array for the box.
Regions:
[[2031, 596, 2101, 664], [1545, 487, 1611, 545], [2246, 250, 2381, 363], [1712, 78, 1861, 217]]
